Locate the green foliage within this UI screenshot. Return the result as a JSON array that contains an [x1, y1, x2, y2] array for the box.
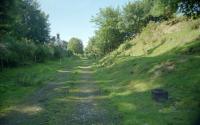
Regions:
[[119, 1, 151, 37], [88, 7, 124, 55], [178, 0, 200, 17], [148, 0, 200, 18], [0, 35, 71, 70], [53, 45, 73, 59], [93, 19, 200, 125], [86, 0, 200, 57], [12, 0, 50, 43], [100, 18, 200, 64], [68, 37, 83, 54], [149, 0, 178, 17], [0, 0, 50, 43], [85, 37, 102, 58], [0, 0, 71, 70], [34, 44, 50, 62], [0, 0, 16, 36]]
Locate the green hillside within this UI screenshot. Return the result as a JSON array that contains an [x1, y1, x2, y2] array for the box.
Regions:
[[94, 18, 200, 125], [100, 18, 200, 65]]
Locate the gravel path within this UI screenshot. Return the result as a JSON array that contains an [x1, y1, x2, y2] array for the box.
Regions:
[[0, 59, 120, 125], [65, 65, 117, 125]]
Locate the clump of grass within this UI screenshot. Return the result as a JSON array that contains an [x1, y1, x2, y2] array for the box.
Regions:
[[183, 42, 200, 55], [119, 41, 133, 51], [190, 19, 200, 30], [174, 39, 200, 55], [16, 73, 37, 86]]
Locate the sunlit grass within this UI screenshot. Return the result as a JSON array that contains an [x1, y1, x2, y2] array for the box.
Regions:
[[93, 18, 200, 125], [94, 54, 200, 124]]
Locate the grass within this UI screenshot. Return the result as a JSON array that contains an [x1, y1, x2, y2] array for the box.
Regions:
[[94, 54, 200, 125], [93, 18, 200, 125], [1, 57, 107, 124], [1, 57, 121, 124], [100, 18, 200, 66], [0, 18, 200, 124], [0, 57, 80, 115]]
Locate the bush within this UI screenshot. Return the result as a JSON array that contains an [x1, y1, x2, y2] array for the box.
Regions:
[[0, 35, 71, 70], [34, 45, 50, 63], [53, 46, 64, 59], [0, 35, 20, 68]]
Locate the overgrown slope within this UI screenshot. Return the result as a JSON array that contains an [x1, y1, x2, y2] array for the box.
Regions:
[[94, 18, 200, 125], [100, 18, 200, 66]]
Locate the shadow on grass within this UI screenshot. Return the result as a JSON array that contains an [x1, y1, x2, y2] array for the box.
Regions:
[[0, 59, 121, 125], [94, 42, 200, 125]]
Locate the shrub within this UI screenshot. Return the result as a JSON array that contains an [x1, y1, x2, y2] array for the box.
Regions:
[[34, 45, 50, 63]]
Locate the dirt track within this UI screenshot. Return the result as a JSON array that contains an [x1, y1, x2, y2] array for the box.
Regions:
[[0, 59, 120, 125]]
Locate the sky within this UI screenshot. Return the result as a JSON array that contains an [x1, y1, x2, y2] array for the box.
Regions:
[[39, 0, 133, 47]]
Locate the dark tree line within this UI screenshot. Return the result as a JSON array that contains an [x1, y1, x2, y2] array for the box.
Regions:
[[0, 0, 75, 70], [85, 0, 200, 57]]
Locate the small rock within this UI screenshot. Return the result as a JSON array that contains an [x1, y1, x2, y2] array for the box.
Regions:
[[151, 88, 168, 102]]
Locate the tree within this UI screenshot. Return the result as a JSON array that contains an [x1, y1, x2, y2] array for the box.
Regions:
[[13, 0, 50, 43], [68, 37, 83, 54], [85, 36, 102, 58], [119, 1, 151, 38], [86, 0, 200, 57], [0, 0, 64, 69], [148, 0, 200, 18], [0, 0, 17, 37], [178, 0, 200, 17], [91, 7, 124, 54]]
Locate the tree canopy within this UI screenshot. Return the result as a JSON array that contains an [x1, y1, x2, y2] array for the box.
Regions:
[[68, 37, 84, 54], [85, 0, 200, 57], [0, 0, 71, 70]]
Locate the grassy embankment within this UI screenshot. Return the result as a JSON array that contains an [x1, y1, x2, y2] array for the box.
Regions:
[[93, 18, 200, 125]]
